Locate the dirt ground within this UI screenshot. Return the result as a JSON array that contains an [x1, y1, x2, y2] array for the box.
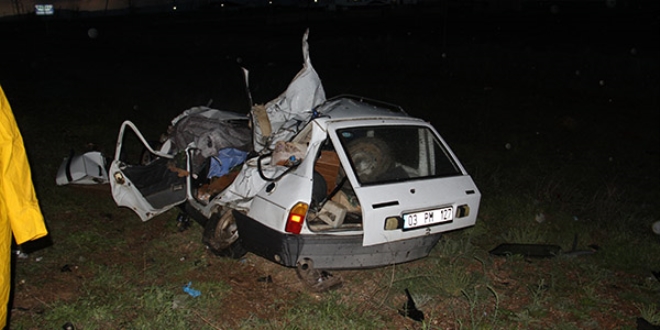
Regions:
[[1, 3, 658, 329]]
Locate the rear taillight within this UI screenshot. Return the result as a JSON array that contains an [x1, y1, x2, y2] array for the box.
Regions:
[[285, 202, 309, 234]]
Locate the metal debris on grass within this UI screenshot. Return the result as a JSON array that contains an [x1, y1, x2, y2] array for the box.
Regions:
[[398, 288, 424, 322]]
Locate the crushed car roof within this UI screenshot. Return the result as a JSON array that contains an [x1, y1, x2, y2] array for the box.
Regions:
[[313, 95, 421, 124]]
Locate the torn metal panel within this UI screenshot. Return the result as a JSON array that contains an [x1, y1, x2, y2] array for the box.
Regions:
[[251, 29, 326, 153], [165, 106, 252, 157], [56, 151, 109, 185]]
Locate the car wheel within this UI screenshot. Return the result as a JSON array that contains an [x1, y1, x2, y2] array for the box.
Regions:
[[346, 137, 393, 183], [202, 210, 247, 259]]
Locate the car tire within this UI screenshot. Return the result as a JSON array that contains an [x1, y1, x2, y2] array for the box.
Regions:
[[346, 137, 393, 183], [202, 210, 247, 259]]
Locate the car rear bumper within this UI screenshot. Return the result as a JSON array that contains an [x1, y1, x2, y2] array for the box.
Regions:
[[233, 210, 442, 269]]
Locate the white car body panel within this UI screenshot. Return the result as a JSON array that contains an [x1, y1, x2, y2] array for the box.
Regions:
[[56, 151, 109, 186], [354, 176, 480, 246], [247, 172, 312, 231]]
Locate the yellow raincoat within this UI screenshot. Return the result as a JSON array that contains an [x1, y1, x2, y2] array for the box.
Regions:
[[0, 85, 48, 327]]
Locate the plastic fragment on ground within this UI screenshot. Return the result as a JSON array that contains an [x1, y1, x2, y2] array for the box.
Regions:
[[183, 282, 201, 298]]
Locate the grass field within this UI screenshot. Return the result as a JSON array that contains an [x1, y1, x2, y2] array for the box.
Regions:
[[1, 5, 659, 329]]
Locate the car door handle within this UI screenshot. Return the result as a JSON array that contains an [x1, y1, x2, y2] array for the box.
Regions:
[[372, 201, 399, 209]]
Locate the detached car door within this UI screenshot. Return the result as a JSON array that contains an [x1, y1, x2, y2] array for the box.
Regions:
[[331, 122, 481, 247]]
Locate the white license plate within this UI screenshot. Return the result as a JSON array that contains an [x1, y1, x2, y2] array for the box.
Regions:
[[403, 207, 453, 229]]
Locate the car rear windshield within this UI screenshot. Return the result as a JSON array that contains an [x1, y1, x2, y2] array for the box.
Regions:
[[337, 125, 461, 185]]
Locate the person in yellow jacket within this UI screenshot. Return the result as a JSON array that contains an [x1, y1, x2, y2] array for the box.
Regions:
[[0, 85, 49, 328]]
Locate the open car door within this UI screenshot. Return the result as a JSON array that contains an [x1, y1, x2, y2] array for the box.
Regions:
[[109, 108, 252, 221], [109, 121, 187, 222]]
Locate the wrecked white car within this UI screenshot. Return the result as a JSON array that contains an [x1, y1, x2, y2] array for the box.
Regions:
[[109, 31, 481, 288]]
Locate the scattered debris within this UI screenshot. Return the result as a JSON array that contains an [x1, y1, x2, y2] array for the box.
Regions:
[[183, 282, 201, 298], [489, 243, 562, 258], [56, 150, 109, 185], [652, 221, 660, 235], [11, 306, 31, 313], [257, 275, 273, 283], [296, 258, 342, 292], [534, 212, 546, 223], [176, 212, 190, 232], [491, 234, 597, 258], [398, 288, 424, 322], [13, 249, 28, 259], [560, 233, 597, 257], [637, 317, 660, 330]]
